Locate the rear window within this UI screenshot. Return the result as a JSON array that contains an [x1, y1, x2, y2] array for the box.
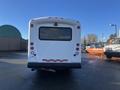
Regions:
[[39, 27, 72, 41]]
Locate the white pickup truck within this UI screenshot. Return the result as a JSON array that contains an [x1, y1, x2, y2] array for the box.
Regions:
[[104, 38, 120, 59]]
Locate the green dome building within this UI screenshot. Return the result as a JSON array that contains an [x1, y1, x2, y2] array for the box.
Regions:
[[0, 25, 22, 38], [0, 25, 27, 51]]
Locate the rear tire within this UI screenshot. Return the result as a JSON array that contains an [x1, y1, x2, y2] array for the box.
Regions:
[[106, 55, 112, 59]]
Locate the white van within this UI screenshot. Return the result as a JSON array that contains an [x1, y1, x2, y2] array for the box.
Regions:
[[28, 17, 81, 70]]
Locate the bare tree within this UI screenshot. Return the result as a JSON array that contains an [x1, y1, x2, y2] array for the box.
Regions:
[[86, 34, 98, 44], [107, 33, 116, 44]]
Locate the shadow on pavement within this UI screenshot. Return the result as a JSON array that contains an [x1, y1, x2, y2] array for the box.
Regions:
[[105, 58, 120, 64], [27, 70, 81, 90], [0, 52, 27, 59]]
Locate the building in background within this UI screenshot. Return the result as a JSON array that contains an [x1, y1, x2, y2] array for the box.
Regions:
[[0, 25, 27, 51]]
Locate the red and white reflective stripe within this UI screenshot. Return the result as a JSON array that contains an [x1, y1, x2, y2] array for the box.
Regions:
[[42, 59, 68, 62]]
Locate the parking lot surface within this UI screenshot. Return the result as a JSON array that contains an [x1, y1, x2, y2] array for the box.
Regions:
[[0, 52, 120, 90]]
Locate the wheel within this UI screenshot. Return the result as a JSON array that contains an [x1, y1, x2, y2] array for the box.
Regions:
[[106, 55, 112, 59]]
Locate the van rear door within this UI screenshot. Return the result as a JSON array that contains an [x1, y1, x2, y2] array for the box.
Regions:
[[35, 25, 78, 63]]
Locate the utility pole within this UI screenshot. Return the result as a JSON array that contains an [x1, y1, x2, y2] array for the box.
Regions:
[[83, 36, 87, 50], [101, 33, 104, 46], [109, 24, 118, 37]]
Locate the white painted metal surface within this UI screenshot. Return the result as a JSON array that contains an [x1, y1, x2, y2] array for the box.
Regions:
[[28, 17, 81, 66]]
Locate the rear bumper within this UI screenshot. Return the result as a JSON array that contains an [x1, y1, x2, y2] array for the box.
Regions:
[[104, 51, 120, 57], [27, 62, 81, 69]]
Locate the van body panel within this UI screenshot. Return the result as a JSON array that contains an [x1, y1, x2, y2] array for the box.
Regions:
[[28, 17, 81, 69]]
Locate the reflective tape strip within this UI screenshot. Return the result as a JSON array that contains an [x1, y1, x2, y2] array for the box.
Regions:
[[42, 59, 68, 62]]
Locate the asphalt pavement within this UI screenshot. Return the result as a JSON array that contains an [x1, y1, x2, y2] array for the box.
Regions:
[[0, 52, 120, 90]]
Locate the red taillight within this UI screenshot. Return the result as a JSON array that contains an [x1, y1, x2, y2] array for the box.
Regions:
[[30, 47, 34, 50]]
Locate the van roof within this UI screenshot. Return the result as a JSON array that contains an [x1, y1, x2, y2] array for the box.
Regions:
[[30, 17, 80, 25]]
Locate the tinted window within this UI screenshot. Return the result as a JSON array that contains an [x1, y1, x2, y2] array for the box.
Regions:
[[39, 27, 72, 41], [112, 39, 120, 44]]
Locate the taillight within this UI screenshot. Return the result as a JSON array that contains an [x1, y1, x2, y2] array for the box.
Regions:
[[76, 48, 79, 51], [30, 42, 34, 45], [74, 43, 80, 56], [76, 43, 80, 46], [30, 42, 36, 56], [30, 47, 34, 50], [30, 42, 34, 50]]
